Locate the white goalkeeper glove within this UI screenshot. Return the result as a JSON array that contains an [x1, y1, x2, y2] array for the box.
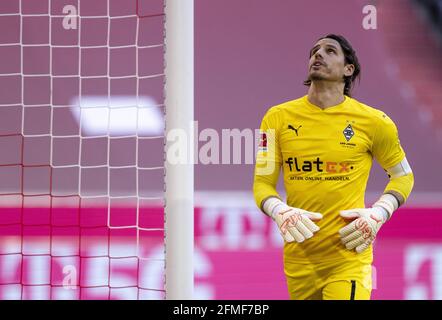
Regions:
[[339, 194, 399, 253], [263, 197, 323, 243], [339, 207, 386, 253]]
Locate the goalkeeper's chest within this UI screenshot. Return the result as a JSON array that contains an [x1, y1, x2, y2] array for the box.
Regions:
[[279, 117, 372, 160]]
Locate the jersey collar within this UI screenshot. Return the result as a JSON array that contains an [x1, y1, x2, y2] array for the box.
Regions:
[[302, 95, 349, 113]]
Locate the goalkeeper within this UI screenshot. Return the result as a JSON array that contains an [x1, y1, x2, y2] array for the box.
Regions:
[[253, 34, 414, 300]]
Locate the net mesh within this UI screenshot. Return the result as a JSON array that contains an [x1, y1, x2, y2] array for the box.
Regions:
[[0, 0, 166, 300]]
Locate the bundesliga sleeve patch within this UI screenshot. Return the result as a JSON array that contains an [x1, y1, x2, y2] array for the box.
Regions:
[[259, 131, 268, 152]]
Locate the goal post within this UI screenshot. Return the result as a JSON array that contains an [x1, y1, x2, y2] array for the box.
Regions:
[[164, 0, 194, 300]]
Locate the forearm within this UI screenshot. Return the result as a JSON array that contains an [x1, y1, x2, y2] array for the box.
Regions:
[[374, 159, 414, 219], [253, 175, 281, 214], [383, 172, 414, 207], [253, 155, 282, 214]]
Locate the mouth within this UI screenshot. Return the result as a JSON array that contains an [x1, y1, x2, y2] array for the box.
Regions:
[[312, 61, 325, 68]]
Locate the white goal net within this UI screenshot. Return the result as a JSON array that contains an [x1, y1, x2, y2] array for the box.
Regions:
[[0, 0, 184, 300]]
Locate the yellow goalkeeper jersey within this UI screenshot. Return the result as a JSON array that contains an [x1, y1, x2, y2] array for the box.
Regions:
[[253, 95, 406, 263]]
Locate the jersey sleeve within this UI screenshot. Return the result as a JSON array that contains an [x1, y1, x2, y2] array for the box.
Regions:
[[252, 108, 283, 211], [372, 113, 406, 170]]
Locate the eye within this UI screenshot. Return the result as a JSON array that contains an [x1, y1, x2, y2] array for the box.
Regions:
[[327, 48, 335, 54], [310, 47, 319, 57]]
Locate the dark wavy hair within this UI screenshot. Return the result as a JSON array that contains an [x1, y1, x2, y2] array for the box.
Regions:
[[304, 34, 361, 97]]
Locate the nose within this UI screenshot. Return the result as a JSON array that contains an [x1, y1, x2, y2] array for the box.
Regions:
[[314, 50, 323, 60]]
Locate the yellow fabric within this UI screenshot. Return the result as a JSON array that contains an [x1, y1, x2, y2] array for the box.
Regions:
[[285, 256, 372, 300], [385, 172, 414, 203], [253, 95, 407, 263]]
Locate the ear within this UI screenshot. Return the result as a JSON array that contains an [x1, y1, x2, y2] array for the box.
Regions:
[[344, 64, 355, 77]]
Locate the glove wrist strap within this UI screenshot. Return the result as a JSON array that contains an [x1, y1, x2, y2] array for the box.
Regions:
[[263, 197, 289, 220], [373, 193, 399, 220]]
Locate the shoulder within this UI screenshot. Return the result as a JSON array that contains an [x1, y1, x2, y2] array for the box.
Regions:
[[347, 97, 396, 126], [263, 97, 304, 119]]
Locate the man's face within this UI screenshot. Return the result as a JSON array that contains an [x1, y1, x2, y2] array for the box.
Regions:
[[307, 38, 353, 83]]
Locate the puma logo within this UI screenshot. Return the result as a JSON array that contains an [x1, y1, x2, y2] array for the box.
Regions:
[[288, 124, 302, 136]]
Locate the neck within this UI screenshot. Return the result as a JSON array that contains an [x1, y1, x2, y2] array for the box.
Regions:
[[307, 81, 346, 109]]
